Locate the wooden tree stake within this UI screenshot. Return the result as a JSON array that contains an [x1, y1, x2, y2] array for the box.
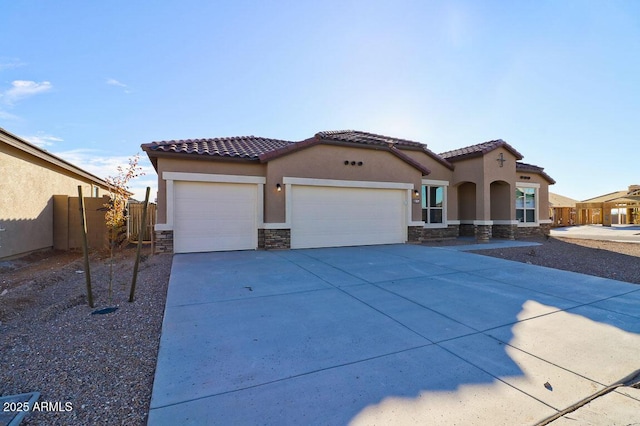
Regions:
[[129, 187, 150, 302], [78, 186, 94, 308]]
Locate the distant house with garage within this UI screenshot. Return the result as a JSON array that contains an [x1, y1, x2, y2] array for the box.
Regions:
[[142, 130, 555, 254], [0, 127, 110, 259]]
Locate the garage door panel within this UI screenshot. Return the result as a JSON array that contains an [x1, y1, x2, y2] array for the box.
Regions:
[[174, 182, 257, 253], [291, 186, 406, 249]]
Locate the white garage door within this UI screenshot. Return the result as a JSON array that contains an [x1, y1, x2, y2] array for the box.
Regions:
[[174, 181, 258, 253], [291, 185, 406, 249]]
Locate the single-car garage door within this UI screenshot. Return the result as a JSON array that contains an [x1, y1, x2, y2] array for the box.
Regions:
[[174, 181, 258, 253], [291, 185, 406, 249]]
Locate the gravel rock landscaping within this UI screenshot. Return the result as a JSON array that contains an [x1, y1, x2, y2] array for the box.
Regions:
[[0, 247, 171, 425], [471, 237, 640, 285], [1, 235, 638, 425]]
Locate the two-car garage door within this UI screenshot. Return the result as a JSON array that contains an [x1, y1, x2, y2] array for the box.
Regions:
[[171, 180, 407, 253], [290, 185, 406, 249]]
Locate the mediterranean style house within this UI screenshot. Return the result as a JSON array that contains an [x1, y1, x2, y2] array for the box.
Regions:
[[142, 130, 555, 254]]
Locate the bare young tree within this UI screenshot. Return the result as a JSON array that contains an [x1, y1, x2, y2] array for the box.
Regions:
[[104, 154, 144, 303]]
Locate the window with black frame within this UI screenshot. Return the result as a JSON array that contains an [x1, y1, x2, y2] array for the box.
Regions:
[[422, 185, 444, 224], [516, 187, 536, 223]]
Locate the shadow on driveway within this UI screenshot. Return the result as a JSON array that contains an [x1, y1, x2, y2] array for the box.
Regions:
[[148, 245, 640, 425]]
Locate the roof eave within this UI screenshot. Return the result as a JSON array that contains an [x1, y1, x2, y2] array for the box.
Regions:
[[388, 146, 431, 175], [258, 137, 319, 162], [142, 146, 262, 164], [1, 127, 110, 189], [516, 162, 556, 185]]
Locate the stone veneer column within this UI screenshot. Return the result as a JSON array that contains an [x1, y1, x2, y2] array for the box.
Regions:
[[408, 226, 424, 243], [540, 223, 551, 236], [263, 229, 291, 249], [474, 225, 492, 242], [154, 230, 174, 254]]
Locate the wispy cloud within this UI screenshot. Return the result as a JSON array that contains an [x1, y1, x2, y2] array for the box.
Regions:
[[2, 80, 52, 105], [0, 58, 26, 71], [22, 133, 64, 148], [106, 78, 131, 94], [106, 78, 127, 88], [54, 149, 156, 201]]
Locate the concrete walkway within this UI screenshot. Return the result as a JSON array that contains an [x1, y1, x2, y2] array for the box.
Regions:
[[148, 244, 640, 425], [551, 224, 640, 243]]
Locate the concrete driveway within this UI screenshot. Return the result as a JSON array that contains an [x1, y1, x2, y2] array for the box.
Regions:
[[148, 244, 640, 425], [551, 224, 640, 243]]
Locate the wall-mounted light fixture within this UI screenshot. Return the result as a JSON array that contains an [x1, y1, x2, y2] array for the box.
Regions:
[[413, 189, 421, 204], [276, 183, 282, 192]]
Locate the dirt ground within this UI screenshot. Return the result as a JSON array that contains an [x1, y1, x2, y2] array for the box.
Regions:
[[423, 236, 640, 285], [0, 246, 172, 425], [1, 236, 638, 424]]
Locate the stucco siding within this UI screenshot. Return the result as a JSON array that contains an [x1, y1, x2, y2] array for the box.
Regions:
[[155, 157, 267, 224], [0, 144, 101, 258], [265, 144, 424, 223], [402, 150, 453, 181]]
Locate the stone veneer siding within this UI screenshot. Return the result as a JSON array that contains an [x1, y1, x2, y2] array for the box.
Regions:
[[155, 224, 554, 254], [459, 224, 475, 237], [475, 224, 492, 242], [408, 225, 460, 243], [492, 224, 517, 240], [154, 230, 174, 254], [259, 229, 291, 250], [515, 223, 551, 238]]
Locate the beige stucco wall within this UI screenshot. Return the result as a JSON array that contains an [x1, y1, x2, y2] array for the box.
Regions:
[[153, 145, 430, 226], [449, 148, 522, 221], [483, 147, 520, 221], [450, 156, 486, 220], [151, 144, 553, 232], [402, 151, 457, 222], [0, 143, 103, 259], [155, 157, 267, 223], [265, 144, 425, 223], [402, 150, 453, 181]]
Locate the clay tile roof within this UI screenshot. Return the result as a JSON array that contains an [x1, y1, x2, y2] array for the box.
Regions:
[[316, 130, 453, 170], [516, 162, 556, 184], [141, 136, 294, 160], [439, 139, 524, 162], [316, 130, 426, 148]]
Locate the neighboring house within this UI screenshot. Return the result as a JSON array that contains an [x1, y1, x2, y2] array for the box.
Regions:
[[549, 193, 578, 227], [0, 127, 110, 259], [142, 130, 555, 254], [576, 185, 640, 225]]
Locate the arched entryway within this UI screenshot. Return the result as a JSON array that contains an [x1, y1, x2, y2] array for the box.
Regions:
[[457, 182, 476, 237], [490, 180, 515, 239], [490, 180, 511, 220]]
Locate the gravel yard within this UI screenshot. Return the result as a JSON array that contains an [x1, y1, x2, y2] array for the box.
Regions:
[[0, 247, 171, 426], [471, 237, 640, 285], [1, 235, 638, 425]]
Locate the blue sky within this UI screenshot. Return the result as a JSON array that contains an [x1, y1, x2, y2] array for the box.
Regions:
[[1, 1, 638, 201]]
